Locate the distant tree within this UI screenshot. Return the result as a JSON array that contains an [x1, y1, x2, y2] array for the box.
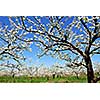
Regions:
[[0, 61, 21, 78], [27, 67, 38, 76], [65, 56, 86, 79], [51, 63, 65, 78], [93, 62, 100, 77], [9, 16, 100, 83]]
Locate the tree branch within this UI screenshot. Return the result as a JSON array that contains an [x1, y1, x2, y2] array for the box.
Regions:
[[80, 18, 91, 38], [90, 47, 100, 54]]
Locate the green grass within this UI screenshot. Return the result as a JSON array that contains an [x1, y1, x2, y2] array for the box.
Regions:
[[0, 75, 87, 83]]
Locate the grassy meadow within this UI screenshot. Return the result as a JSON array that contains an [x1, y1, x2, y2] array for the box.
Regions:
[[0, 75, 87, 83]]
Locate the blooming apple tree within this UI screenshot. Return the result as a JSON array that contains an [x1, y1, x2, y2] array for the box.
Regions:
[[9, 16, 100, 83]]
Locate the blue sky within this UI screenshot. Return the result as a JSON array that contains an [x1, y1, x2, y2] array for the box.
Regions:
[[0, 16, 100, 67], [23, 44, 66, 67]]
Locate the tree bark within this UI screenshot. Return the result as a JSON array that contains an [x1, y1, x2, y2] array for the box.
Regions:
[[85, 56, 95, 83]]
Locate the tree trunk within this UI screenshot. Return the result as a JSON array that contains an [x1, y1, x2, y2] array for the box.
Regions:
[[12, 74, 15, 78], [85, 56, 95, 83], [76, 73, 79, 79]]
